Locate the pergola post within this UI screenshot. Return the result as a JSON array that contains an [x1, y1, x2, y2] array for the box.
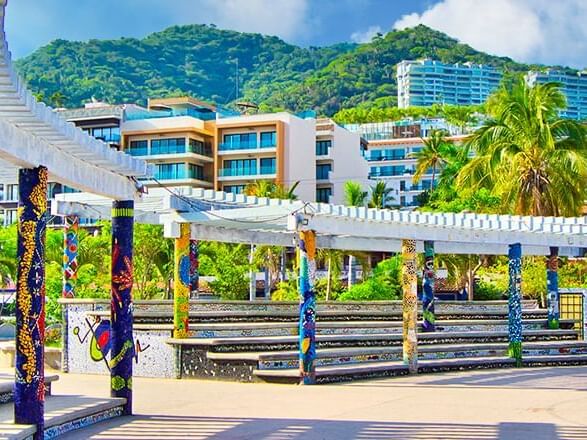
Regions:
[[110, 200, 134, 415], [508, 243, 523, 366], [547, 247, 560, 329], [402, 239, 418, 374], [14, 166, 48, 439], [173, 223, 190, 338], [61, 215, 79, 374], [189, 239, 199, 298], [298, 230, 317, 385], [422, 241, 436, 332]]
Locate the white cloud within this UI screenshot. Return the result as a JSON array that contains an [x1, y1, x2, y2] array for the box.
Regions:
[[350, 25, 383, 44], [393, 0, 587, 68]]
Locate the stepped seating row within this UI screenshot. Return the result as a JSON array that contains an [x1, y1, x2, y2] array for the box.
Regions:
[[0, 373, 126, 440]]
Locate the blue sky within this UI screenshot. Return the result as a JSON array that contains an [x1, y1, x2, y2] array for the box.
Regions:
[[6, 0, 587, 68]]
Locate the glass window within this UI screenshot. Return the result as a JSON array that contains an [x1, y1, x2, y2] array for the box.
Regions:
[[189, 138, 212, 156], [223, 159, 257, 176], [316, 164, 332, 180], [224, 185, 245, 195], [260, 131, 276, 148], [154, 163, 185, 180], [129, 140, 148, 156], [260, 157, 276, 174], [188, 164, 205, 180], [222, 133, 257, 150], [316, 140, 332, 155], [151, 138, 186, 155], [316, 187, 332, 203]]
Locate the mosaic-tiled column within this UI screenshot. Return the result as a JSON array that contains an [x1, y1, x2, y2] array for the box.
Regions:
[[61, 216, 79, 373], [547, 247, 560, 330], [110, 200, 134, 415], [508, 243, 523, 366], [422, 241, 436, 332], [402, 239, 418, 374], [298, 230, 317, 385], [14, 166, 48, 439], [189, 239, 199, 298], [174, 223, 190, 338]]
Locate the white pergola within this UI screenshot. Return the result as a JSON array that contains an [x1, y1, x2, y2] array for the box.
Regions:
[[0, 1, 150, 199], [53, 187, 587, 256]]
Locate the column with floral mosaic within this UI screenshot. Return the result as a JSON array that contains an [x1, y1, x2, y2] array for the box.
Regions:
[[402, 239, 418, 374], [508, 243, 523, 366], [298, 230, 317, 385]]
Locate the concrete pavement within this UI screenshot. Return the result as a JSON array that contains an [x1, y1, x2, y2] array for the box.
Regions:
[[52, 366, 587, 439]]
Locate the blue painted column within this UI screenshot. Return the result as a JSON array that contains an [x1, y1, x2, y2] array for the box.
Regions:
[[508, 243, 523, 366], [298, 230, 317, 385], [189, 239, 199, 298], [110, 200, 134, 415], [422, 241, 436, 332], [14, 166, 48, 439], [547, 247, 560, 329]]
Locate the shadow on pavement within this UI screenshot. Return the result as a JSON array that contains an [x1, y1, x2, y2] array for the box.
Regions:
[[57, 415, 587, 440]]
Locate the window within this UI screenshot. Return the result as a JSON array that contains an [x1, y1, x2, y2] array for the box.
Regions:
[[154, 163, 185, 180], [222, 133, 257, 150], [5, 184, 18, 201], [316, 164, 332, 180], [151, 138, 186, 155], [224, 185, 245, 195], [222, 159, 256, 176], [316, 140, 332, 156], [5, 209, 17, 225], [369, 165, 405, 177], [260, 131, 276, 148], [400, 181, 406, 191], [316, 187, 332, 203], [188, 139, 211, 156], [188, 164, 205, 180], [260, 157, 276, 174], [129, 140, 148, 156], [90, 126, 120, 143]]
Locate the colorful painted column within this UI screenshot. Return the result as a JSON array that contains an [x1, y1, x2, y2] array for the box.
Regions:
[[547, 247, 560, 330], [508, 243, 523, 366], [61, 216, 79, 373], [189, 239, 199, 299], [14, 166, 48, 439], [402, 239, 418, 374], [422, 241, 436, 332], [174, 223, 190, 338], [110, 200, 134, 415], [298, 230, 317, 385]]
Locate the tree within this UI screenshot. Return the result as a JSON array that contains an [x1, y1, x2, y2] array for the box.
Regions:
[[49, 92, 67, 108], [411, 129, 453, 186], [457, 79, 587, 217], [442, 104, 477, 134], [244, 180, 299, 200], [316, 249, 344, 301], [369, 181, 395, 209], [252, 245, 283, 293], [343, 181, 368, 207]]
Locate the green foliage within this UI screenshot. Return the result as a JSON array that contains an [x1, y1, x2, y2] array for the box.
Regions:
[[344, 181, 368, 207], [474, 279, 505, 301], [16, 24, 555, 115], [333, 104, 483, 124], [338, 256, 402, 301], [272, 281, 298, 301], [204, 243, 250, 300]]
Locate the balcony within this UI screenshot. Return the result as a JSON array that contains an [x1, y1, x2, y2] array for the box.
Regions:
[[218, 141, 276, 152], [218, 166, 276, 178], [128, 143, 212, 158]]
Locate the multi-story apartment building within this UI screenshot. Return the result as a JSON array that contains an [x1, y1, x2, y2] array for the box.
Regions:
[[397, 59, 502, 108], [526, 70, 587, 121], [344, 118, 460, 141]]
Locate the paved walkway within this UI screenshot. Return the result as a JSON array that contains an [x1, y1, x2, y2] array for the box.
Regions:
[[53, 366, 587, 439]]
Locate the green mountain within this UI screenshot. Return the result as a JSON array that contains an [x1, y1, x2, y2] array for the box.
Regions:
[[15, 24, 557, 115]]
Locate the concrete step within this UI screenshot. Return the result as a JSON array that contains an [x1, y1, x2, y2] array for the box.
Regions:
[[253, 356, 519, 384], [0, 394, 126, 440], [522, 354, 587, 367], [184, 318, 576, 338], [0, 373, 59, 404], [169, 329, 580, 353], [208, 340, 587, 370]]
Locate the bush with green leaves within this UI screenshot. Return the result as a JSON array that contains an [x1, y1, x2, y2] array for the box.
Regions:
[[338, 256, 402, 301]]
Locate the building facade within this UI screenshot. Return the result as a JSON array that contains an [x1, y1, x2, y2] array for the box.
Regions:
[[397, 59, 502, 108], [526, 70, 587, 121]]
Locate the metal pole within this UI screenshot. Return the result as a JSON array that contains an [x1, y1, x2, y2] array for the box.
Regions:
[[14, 166, 48, 439], [249, 244, 256, 301]]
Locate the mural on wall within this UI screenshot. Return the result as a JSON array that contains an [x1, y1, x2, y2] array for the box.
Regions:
[[174, 224, 190, 338], [62, 216, 79, 298], [73, 316, 151, 370], [14, 166, 48, 435], [547, 247, 560, 329], [508, 243, 523, 366], [190, 239, 199, 297], [422, 241, 436, 332], [298, 230, 317, 385], [402, 239, 418, 374]]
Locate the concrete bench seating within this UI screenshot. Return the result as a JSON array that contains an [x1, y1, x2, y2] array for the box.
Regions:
[[0, 373, 59, 404]]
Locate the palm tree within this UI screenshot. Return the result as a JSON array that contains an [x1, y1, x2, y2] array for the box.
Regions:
[[442, 105, 476, 134], [343, 181, 368, 207], [49, 92, 67, 108], [369, 181, 395, 209], [316, 249, 344, 300], [244, 180, 299, 200], [457, 79, 587, 217], [411, 129, 453, 187]]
